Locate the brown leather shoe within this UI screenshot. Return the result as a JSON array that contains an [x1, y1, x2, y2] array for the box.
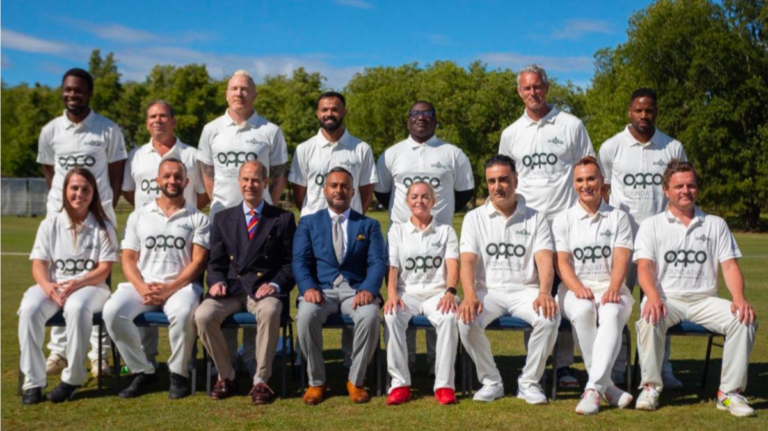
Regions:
[[347, 380, 370, 404], [249, 383, 275, 405], [210, 378, 238, 400], [303, 385, 326, 405]]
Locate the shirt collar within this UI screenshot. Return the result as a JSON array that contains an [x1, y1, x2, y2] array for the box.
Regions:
[[664, 205, 706, 226], [328, 207, 352, 221], [60, 211, 93, 231], [318, 128, 351, 148], [243, 200, 265, 216], [574, 200, 612, 220], [486, 194, 527, 219], [623, 125, 660, 147], [148, 199, 190, 218], [62, 109, 96, 130], [523, 105, 559, 127], [146, 138, 181, 156], [224, 109, 260, 128], [407, 134, 441, 149], [408, 217, 436, 234]]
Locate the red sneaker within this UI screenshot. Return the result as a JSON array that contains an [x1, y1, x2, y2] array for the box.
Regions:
[[386, 386, 411, 406], [435, 388, 458, 405]]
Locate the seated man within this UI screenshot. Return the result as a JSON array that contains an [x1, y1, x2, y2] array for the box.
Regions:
[[195, 160, 296, 405], [458, 155, 559, 405], [104, 158, 210, 399], [293, 167, 387, 405], [634, 160, 757, 417]]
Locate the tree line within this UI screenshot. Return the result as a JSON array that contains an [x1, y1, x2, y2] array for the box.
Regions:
[[2, 0, 766, 230]]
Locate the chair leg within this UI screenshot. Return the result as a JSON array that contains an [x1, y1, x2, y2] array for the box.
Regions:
[[289, 322, 297, 380], [281, 323, 287, 398], [702, 335, 715, 391], [98, 323, 104, 395], [204, 348, 212, 396], [112, 340, 121, 394], [632, 346, 640, 389], [191, 341, 197, 396], [551, 340, 558, 400], [624, 327, 632, 392], [376, 341, 382, 397]]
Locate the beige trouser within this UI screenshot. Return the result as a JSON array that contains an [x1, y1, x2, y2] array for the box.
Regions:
[[195, 295, 282, 385], [636, 294, 757, 393]]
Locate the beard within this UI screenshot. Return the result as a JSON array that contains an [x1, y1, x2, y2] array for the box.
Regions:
[[160, 184, 184, 198], [319, 115, 344, 133]]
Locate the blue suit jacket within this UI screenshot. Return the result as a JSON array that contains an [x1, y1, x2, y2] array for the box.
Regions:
[[292, 209, 387, 297]]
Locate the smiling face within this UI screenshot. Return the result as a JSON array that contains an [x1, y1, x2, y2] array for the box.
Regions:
[[406, 182, 435, 220], [157, 160, 188, 199], [664, 171, 698, 213], [146, 103, 176, 142], [65, 173, 94, 212], [226, 75, 256, 115], [629, 96, 658, 135], [61, 76, 92, 117], [517, 72, 549, 113], [573, 163, 604, 207], [317, 96, 346, 133], [407, 102, 437, 142], [323, 171, 355, 212], [238, 161, 266, 205], [486, 164, 517, 209]]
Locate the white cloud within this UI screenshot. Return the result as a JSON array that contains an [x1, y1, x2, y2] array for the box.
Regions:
[[478, 52, 594, 74], [63, 18, 215, 44], [551, 19, 613, 40], [2, 54, 11, 68], [334, 0, 374, 10], [1, 29, 88, 56]]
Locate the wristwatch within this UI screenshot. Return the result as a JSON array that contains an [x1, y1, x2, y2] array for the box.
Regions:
[[446, 287, 457, 296]]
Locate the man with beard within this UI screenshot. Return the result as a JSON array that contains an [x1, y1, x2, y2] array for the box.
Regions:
[[104, 158, 210, 399], [37, 68, 128, 379]]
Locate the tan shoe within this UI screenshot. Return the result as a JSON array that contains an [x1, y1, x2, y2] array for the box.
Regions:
[[46, 354, 67, 375], [90, 359, 111, 378], [303, 384, 326, 405], [347, 380, 370, 404]]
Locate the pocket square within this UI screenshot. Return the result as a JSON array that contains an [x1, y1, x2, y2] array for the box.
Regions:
[[356, 234, 366, 241]]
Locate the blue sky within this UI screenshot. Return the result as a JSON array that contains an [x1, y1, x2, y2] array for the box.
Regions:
[[2, 0, 655, 89]]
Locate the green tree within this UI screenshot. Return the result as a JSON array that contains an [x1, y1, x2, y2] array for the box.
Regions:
[[88, 50, 123, 122]]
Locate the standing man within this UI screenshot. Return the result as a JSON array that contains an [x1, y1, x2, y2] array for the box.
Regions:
[[598, 88, 688, 387], [634, 160, 756, 417], [458, 155, 559, 404], [197, 69, 289, 374], [293, 168, 387, 405], [123, 100, 209, 369], [375, 101, 474, 373], [37, 68, 128, 379], [498, 64, 595, 388], [195, 160, 296, 405], [104, 158, 209, 399]]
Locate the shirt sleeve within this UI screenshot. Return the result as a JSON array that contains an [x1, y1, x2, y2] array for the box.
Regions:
[[107, 125, 128, 163], [632, 219, 657, 262], [98, 224, 119, 262], [677, 141, 688, 162], [287, 146, 307, 186], [193, 213, 211, 249], [614, 211, 634, 250], [37, 124, 55, 165], [445, 226, 460, 260], [358, 144, 378, 187], [122, 149, 136, 192], [374, 152, 393, 193], [269, 127, 289, 166], [459, 213, 480, 255], [551, 213, 570, 253], [533, 213, 555, 253], [454, 149, 475, 191], [574, 121, 595, 159], [29, 219, 53, 262], [387, 226, 401, 269], [715, 218, 742, 262], [197, 124, 214, 166], [121, 212, 141, 251], [598, 140, 614, 185]]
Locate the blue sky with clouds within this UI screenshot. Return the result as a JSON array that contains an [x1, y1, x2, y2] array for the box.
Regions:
[[2, 0, 655, 89]]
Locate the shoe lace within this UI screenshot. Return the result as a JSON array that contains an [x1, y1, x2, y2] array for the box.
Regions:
[[724, 392, 748, 405]]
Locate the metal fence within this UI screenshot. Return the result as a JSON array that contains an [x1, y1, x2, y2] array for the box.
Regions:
[[1, 178, 48, 216]]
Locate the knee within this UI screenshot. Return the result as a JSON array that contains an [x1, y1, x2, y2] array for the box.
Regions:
[[568, 302, 595, 326], [297, 305, 321, 330], [102, 299, 121, 328], [458, 320, 476, 338], [258, 302, 282, 324], [169, 306, 195, 327], [437, 312, 458, 328], [534, 315, 559, 332], [597, 304, 623, 325], [63, 299, 90, 320], [194, 308, 216, 332], [356, 306, 380, 328]]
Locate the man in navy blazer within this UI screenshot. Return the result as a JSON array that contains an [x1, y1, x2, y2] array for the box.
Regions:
[[293, 167, 387, 405], [195, 160, 296, 405]]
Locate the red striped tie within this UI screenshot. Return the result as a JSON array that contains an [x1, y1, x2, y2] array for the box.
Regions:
[[247, 209, 259, 240]]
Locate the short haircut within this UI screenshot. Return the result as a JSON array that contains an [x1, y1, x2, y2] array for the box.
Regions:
[[62, 68, 94, 92], [146, 99, 175, 118], [574, 156, 603, 175], [662, 159, 699, 189], [318, 91, 346, 107], [239, 159, 268, 179], [405, 180, 437, 203], [484, 154, 516, 174], [230, 69, 255, 87], [630, 87, 658, 106], [517, 64, 549, 87], [409, 100, 436, 117], [158, 157, 187, 175], [326, 166, 354, 185]]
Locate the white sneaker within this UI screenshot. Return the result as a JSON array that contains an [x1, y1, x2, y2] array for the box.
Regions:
[[46, 354, 67, 375], [635, 385, 660, 411], [90, 359, 111, 378], [717, 391, 755, 417], [516, 381, 547, 405], [473, 383, 504, 402], [575, 389, 601, 415], [661, 369, 683, 389], [604, 385, 633, 408]]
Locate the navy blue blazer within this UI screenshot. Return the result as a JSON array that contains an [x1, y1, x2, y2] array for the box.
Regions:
[[292, 208, 387, 297]]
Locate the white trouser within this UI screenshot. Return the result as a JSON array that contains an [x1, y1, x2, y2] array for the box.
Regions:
[[558, 283, 634, 394], [384, 291, 459, 392], [459, 288, 560, 388], [636, 295, 757, 393], [104, 282, 201, 378], [18, 284, 111, 390]]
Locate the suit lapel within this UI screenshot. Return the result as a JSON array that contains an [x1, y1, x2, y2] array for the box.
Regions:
[[342, 211, 362, 265], [242, 203, 276, 266], [234, 206, 249, 255]]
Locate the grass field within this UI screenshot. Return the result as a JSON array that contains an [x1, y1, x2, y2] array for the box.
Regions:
[[2, 211, 767, 431]]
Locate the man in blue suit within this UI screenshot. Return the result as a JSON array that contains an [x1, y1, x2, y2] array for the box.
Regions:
[[293, 167, 387, 405]]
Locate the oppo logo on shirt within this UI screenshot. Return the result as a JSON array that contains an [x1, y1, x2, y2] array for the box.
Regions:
[[145, 235, 187, 251], [486, 243, 526, 259], [58, 155, 96, 169], [623, 173, 663, 189], [314, 173, 328, 186], [664, 250, 707, 267], [216, 151, 258, 167], [522, 153, 558, 169], [141, 179, 160, 193], [573, 245, 612, 263], [403, 176, 441, 188], [55, 259, 95, 274], [404, 255, 443, 272]]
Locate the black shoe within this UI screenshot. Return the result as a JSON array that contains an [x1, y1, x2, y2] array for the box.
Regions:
[[47, 382, 80, 403], [119, 372, 159, 398], [168, 372, 190, 400], [22, 388, 43, 405]]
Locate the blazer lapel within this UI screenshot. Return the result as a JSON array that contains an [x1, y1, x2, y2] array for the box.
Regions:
[[242, 203, 276, 266], [342, 211, 362, 265]]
